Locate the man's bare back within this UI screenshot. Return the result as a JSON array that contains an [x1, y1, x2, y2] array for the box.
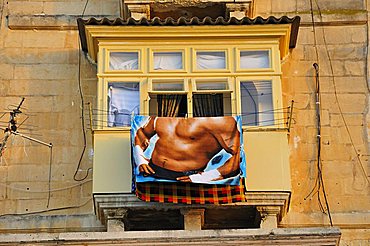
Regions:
[[134, 116, 241, 182]]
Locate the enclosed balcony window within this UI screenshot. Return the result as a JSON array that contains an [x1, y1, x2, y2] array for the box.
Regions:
[[108, 82, 140, 127], [196, 51, 226, 70], [240, 80, 274, 126], [109, 52, 139, 70], [239, 50, 270, 69], [153, 52, 183, 70]]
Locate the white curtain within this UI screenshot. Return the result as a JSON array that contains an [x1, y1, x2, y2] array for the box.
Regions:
[[196, 52, 226, 69], [240, 51, 269, 69], [154, 52, 183, 70], [109, 52, 138, 70], [240, 81, 273, 126], [108, 84, 140, 127]]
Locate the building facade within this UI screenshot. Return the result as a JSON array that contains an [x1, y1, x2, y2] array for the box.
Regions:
[[0, 0, 368, 245]]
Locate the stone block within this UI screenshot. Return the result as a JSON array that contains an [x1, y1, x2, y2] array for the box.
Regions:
[[3, 31, 23, 48], [291, 142, 317, 161], [326, 44, 366, 61], [321, 143, 354, 161], [0, 64, 14, 80], [14, 64, 77, 80], [52, 146, 81, 166], [8, 1, 44, 15], [330, 114, 365, 127], [22, 31, 66, 48], [0, 200, 17, 215], [289, 126, 318, 144], [8, 79, 74, 96], [320, 76, 367, 94], [321, 93, 367, 114], [323, 26, 366, 45], [344, 61, 366, 76], [16, 198, 49, 214], [270, 0, 296, 13], [295, 109, 316, 126], [7, 164, 50, 182], [43, 0, 119, 16], [7, 182, 49, 199], [253, 0, 271, 16]]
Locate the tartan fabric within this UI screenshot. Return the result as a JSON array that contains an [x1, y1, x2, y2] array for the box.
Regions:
[[135, 179, 246, 205]]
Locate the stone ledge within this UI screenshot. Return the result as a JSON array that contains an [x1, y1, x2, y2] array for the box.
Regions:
[[94, 192, 290, 227], [8, 15, 118, 30], [0, 227, 341, 245]]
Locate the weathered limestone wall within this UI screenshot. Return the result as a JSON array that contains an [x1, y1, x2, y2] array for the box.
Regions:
[[0, 0, 368, 244], [0, 0, 123, 232], [255, 0, 370, 245]]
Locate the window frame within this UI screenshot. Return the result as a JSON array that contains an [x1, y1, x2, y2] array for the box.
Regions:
[[192, 48, 231, 73], [98, 77, 145, 130], [149, 49, 186, 73], [105, 48, 144, 73], [236, 76, 284, 130]]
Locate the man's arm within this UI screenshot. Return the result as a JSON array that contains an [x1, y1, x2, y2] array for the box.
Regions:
[[133, 117, 157, 175]]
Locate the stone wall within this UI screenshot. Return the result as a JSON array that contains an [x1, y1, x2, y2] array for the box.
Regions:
[[0, 0, 113, 232], [0, 0, 368, 244], [254, 0, 370, 244]]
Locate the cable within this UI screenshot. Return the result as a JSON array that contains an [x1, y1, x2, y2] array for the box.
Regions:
[[307, 0, 333, 226], [0, 198, 92, 217], [73, 0, 92, 182], [0, 179, 92, 193], [313, 0, 369, 184], [46, 145, 53, 208]]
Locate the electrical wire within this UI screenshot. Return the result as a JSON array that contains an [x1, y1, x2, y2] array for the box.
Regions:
[[0, 179, 92, 193], [313, 0, 369, 184], [73, 0, 92, 182], [0, 198, 92, 217], [46, 145, 53, 208], [307, 0, 333, 226]]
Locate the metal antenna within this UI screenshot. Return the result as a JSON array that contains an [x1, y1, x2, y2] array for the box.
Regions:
[[0, 98, 52, 158]]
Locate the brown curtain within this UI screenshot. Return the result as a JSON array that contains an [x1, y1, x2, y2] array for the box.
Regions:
[[193, 94, 223, 117], [157, 94, 184, 117]]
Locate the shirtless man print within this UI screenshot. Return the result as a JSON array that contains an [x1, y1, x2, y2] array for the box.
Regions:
[[133, 116, 245, 184]]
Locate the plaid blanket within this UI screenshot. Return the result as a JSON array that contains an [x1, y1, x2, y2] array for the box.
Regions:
[[135, 179, 246, 205]]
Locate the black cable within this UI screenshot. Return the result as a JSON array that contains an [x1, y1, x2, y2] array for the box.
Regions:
[[0, 199, 92, 217], [314, 0, 369, 184], [73, 0, 92, 182], [46, 145, 53, 208], [308, 1, 334, 226]]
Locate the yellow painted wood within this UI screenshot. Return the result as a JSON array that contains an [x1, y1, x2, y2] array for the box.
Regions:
[[93, 130, 132, 193], [89, 22, 293, 193]]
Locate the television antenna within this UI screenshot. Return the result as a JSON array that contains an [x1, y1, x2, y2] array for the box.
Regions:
[[0, 98, 52, 158]]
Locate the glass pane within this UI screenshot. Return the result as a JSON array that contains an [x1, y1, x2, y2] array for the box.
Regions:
[[240, 50, 270, 69], [108, 82, 140, 127], [109, 52, 139, 70], [196, 51, 226, 69], [152, 81, 184, 91], [240, 81, 273, 126], [154, 52, 183, 70], [196, 81, 228, 90], [193, 93, 231, 117]]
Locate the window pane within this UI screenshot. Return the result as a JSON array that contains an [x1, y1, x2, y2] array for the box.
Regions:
[[240, 81, 273, 126], [196, 51, 226, 69], [240, 50, 270, 69], [149, 94, 187, 117], [154, 52, 183, 70], [109, 52, 139, 70], [196, 81, 228, 90], [152, 81, 184, 91], [108, 82, 140, 127]]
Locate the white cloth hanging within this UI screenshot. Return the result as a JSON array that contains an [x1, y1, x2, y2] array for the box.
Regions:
[[108, 85, 140, 127]]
